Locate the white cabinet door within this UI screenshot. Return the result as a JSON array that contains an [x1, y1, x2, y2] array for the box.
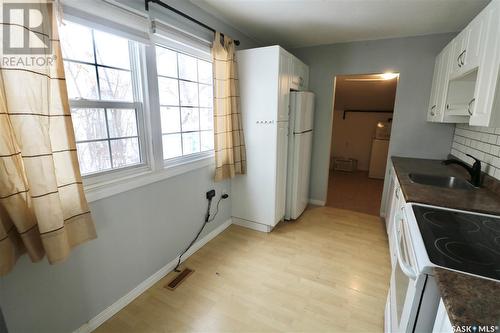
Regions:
[[469, 1, 500, 127], [428, 45, 453, 122], [449, 30, 468, 79], [432, 299, 453, 333], [278, 51, 291, 121], [462, 12, 487, 73], [275, 121, 289, 224]]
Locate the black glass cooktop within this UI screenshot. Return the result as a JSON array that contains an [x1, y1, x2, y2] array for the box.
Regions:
[[412, 205, 500, 280]]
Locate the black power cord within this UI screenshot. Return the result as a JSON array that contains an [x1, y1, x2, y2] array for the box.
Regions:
[[174, 192, 229, 272]]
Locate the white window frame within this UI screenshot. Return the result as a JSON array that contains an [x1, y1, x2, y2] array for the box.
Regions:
[[60, 12, 217, 203], [151, 36, 215, 169]]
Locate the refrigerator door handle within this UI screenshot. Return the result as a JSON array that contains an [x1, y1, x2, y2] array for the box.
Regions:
[[293, 129, 313, 135]]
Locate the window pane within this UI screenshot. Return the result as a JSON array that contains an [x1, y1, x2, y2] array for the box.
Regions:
[[77, 141, 111, 175], [200, 108, 213, 130], [181, 108, 199, 132], [156, 47, 177, 78], [60, 21, 94, 63], [94, 30, 131, 70], [158, 77, 179, 106], [71, 108, 107, 141], [179, 81, 198, 106], [107, 109, 138, 138], [198, 60, 212, 84], [64, 62, 99, 100], [160, 107, 180, 134], [162, 134, 182, 159], [199, 84, 213, 108], [98, 67, 133, 101], [178, 53, 197, 81], [182, 132, 200, 155], [110, 138, 140, 168], [200, 131, 214, 151]]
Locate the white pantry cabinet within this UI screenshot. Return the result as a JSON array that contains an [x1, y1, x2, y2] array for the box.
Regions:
[[427, 0, 500, 127], [231, 46, 309, 232]]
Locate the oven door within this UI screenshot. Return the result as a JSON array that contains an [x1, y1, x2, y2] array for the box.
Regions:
[[387, 207, 426, 333]]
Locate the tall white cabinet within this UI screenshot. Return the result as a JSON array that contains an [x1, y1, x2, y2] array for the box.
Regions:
[[231, 45, 309, 232]]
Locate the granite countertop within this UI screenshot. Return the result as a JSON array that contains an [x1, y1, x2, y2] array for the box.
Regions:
[[434, 267, 500, 328], [391, 156, 500, 215], [391, 156, 500, 328]]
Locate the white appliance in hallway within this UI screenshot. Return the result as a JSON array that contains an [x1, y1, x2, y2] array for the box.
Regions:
[[231, 45, 310, 232], [368, 121, 391, 179], [285, 91, 315, 220]]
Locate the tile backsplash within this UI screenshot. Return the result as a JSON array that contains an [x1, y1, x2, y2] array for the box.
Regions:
[[451, 124, 500, 180]]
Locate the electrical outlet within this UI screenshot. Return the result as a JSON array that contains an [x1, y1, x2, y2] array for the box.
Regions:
[[206, 189, 216, 200]]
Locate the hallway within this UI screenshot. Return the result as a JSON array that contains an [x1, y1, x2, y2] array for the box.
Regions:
[[326, 170, 385, 216]]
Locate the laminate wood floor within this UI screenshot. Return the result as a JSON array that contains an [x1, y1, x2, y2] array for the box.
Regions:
[[326, 170, 385, 216], [95, 206, 391, 333]]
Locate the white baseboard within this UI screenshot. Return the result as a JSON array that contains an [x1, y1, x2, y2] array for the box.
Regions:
[[231, 217, 273, 233], [309, 198, 326, 206], [74, 218, 233, 333]]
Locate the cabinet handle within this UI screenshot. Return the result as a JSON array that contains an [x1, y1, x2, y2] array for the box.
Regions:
[[467, 98, 475, 115], [457, 53, 462, 68], [430, 105, 436, 116], [461, 50, 466, 66]]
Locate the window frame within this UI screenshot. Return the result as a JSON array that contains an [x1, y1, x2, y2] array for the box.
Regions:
[[59, 14, 217, 202], [61, 19, 153, 186], [153, 43, 215, 167]]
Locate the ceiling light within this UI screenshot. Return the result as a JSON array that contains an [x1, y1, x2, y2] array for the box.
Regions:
[[380, 73, 399, 80]]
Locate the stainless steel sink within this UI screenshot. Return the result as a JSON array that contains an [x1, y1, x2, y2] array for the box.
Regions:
[[408, 173, 475, 190]]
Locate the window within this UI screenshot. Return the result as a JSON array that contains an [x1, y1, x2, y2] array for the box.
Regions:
[[155, 45, 214, 160], [60, 21, 144, 175]]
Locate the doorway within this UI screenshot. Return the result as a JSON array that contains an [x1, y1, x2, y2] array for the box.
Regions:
[[326, 73, 398, 216]]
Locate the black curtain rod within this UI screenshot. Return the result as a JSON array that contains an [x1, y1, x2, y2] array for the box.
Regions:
[[342, 109, 393, 120], [145, 0, 241, 46]]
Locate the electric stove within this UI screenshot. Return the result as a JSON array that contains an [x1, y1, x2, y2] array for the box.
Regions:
[[411, 205, 500, 280]]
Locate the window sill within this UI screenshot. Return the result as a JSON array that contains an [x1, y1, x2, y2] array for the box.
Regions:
[[84, 154, 215, 203]]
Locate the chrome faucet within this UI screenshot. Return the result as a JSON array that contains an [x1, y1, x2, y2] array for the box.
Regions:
[[442, 154, 481, 187]]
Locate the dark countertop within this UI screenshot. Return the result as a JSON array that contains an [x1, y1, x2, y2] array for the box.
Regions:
[[434, 267, 500, 327], [391, 157, 500, 328], [391, 156, 500, 215]]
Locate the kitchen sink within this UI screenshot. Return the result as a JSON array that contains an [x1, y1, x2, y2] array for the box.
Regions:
[[408, 173, 475, 190]]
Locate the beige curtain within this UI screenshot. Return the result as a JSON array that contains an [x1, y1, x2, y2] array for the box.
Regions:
[[0, 1, 96, 276], [212, 32, 246, 181]]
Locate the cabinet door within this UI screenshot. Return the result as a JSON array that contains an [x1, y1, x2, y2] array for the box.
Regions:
[[469, 1, 500, 126], [428, 45, 451, 122], [462, 12, 486, 72], [275, 121, 289, 224], [278, 52, 291, 121], [427, 54, 441, 121], [449, 30, 468, 79]]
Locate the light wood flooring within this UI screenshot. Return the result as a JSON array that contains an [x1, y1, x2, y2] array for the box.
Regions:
[[326, 170, 385, 216], [96, 206, 391, 332]]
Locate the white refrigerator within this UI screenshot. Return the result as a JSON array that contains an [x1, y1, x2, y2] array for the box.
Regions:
[[285, 91, 315, 220]]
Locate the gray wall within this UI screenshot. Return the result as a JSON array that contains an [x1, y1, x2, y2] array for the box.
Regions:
[[0, 1, 259, 332], [292, 34, 457, 207], [0, 166, 231, 333]]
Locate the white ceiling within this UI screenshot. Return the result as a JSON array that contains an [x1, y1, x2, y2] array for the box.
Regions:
[[191, 0, 490, 48]]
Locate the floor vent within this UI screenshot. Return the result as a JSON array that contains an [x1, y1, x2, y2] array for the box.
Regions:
[[165, 268, 194, 290]]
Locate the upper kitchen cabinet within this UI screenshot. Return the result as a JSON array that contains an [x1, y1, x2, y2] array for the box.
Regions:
[[290, 56, 309, 91], [427, 0, 500, 127]]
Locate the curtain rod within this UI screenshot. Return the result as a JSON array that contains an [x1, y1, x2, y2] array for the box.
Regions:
[[145, 0, 241, 46], [342, 109, 393, 120]]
